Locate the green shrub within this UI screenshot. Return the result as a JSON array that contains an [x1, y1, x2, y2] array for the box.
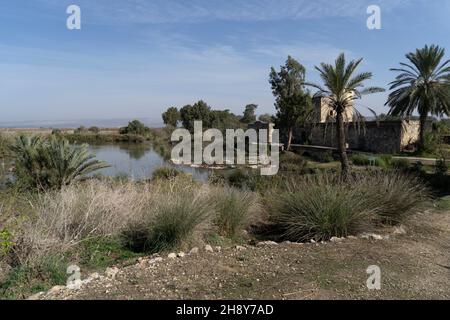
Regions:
[[78, 237, 141, 269], [265, 171, 430, 241], [213, 187, 258, 239], [435, 158, 448, 176], [391, 158, 410, 171], [0, 255, 67, 300], [308, 150, 334, 163], [357, 171, 430, 225], [88, 126, 100, 134], [351, 154, 371, 166], [0, 229, 13, 257], [122, 188, 211, 253], [268, 175, 376, 242], [152, 167, 185, 180], [10, 135, 109, 190], [119, 120, 150, 136]]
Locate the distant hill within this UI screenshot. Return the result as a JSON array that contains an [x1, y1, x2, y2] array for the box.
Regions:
[[0, 118, 164, 129]]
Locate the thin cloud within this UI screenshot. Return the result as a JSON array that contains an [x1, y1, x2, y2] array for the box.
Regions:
[[37, 0, 412, 24]]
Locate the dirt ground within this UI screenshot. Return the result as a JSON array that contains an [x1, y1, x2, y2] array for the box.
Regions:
[[35, 209, 450, 300]]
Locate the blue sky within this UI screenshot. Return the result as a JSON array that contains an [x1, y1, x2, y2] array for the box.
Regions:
[[1, 0, 449, 124]]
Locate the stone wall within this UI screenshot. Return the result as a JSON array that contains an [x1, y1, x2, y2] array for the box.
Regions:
[[301, 120, 421, 154]]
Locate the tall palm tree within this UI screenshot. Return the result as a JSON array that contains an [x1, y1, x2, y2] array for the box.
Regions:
[[386, 45, 450, 150], [309, 53, 384, 177]]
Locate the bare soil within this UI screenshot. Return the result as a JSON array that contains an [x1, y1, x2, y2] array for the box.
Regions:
[[36, 209, 450, 300]]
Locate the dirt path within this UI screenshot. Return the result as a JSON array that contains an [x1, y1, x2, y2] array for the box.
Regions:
[[35, 210, 450, 300]]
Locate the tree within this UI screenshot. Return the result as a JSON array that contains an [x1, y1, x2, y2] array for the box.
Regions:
[[258, 113, 274, 123], [162, 107, 181, 127], [309, 53, 384, 178], [180, 100, 212, 132], [386, 45, 450, 150], [10, 135, 109, 190], [119, 120, 150, 136], [269, 56, 312, 151], [241, 104, 258, 124]]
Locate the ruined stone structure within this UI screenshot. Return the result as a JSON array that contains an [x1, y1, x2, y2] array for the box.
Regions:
[[295, 96, 423, 154], [306, 120, 421, 154]]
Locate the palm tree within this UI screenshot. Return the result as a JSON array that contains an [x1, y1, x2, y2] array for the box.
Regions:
[[386, 45, 450, 150], [10, 135, 109, 190], [308, 53, 384, 177]]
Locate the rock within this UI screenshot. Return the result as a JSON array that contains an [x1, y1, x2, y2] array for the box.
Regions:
[[256, 241, 278, 247], [235, 245, 247, 251], [205, 245, 214, 252], [347, 236, 358, 240], [330, 237, 344, 243], [27, 292, 45, 300], [189, 247, 199, 254], [310, 239, 316, 243], [177, 252, 186, 258], [49, 285, 65, 294], [105, 267, 120, 280], [215, 246, 222, 252], [89, 272, 101, 280], [360, 233, 384, 240], [393, 225, 407, 235], [168, 253, 177, 259], [149, 257, 163, 264], [66, 279, 83, 290]]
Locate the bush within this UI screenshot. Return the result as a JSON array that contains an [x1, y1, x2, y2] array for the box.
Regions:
[[265, 171, 430, 241], [350, 154, 371, 166], [122, 185, 212, 253], [308, 150, 334, 163], [152, 167, 185, 180], [435, 158, 448, 176], [10, 135, 109, 190], [212, 187, 258, 239], [391, 158, 410, 171], [351, 154, 391, 168], [88, 126, 100, 134], [268, 175, 376, 242], [357, 171, 430, 224], [119, 120, 150, 136]]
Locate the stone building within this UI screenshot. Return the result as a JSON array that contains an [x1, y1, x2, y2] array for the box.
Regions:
[[294, 96, 423, 154]]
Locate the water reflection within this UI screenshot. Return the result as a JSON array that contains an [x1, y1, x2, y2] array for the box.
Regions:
[[87, 143, 209, 181]]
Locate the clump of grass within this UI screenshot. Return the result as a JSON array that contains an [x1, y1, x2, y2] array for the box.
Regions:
[[122, 185, 212, 253], [357, 171, 430, 225], [152, 166, 186, 180], [391, 158, 410, 171], [265, 171, 431, 241], [0, 255, 67, 300], [212, 187, 259, 239], [268, 175, 377, 242]]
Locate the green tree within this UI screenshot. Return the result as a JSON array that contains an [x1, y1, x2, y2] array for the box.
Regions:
[[258, 113, 274, 123], [210, 109, 243, 132], [269, 56, 312, 151], [10, 135, 109, 190], [309, 53, 384, 177], [119, 120, 150, 136], [180, 100, 212, 131], [241, 104, 258, 124], [162, 107, 181, 127], [386, 45, 450, 150]]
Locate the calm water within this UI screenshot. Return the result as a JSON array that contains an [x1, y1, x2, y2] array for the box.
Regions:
[[87, 143, 210, 181]]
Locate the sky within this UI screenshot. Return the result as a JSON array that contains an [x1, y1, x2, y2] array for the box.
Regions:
[[1, 0, 449, 125]]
